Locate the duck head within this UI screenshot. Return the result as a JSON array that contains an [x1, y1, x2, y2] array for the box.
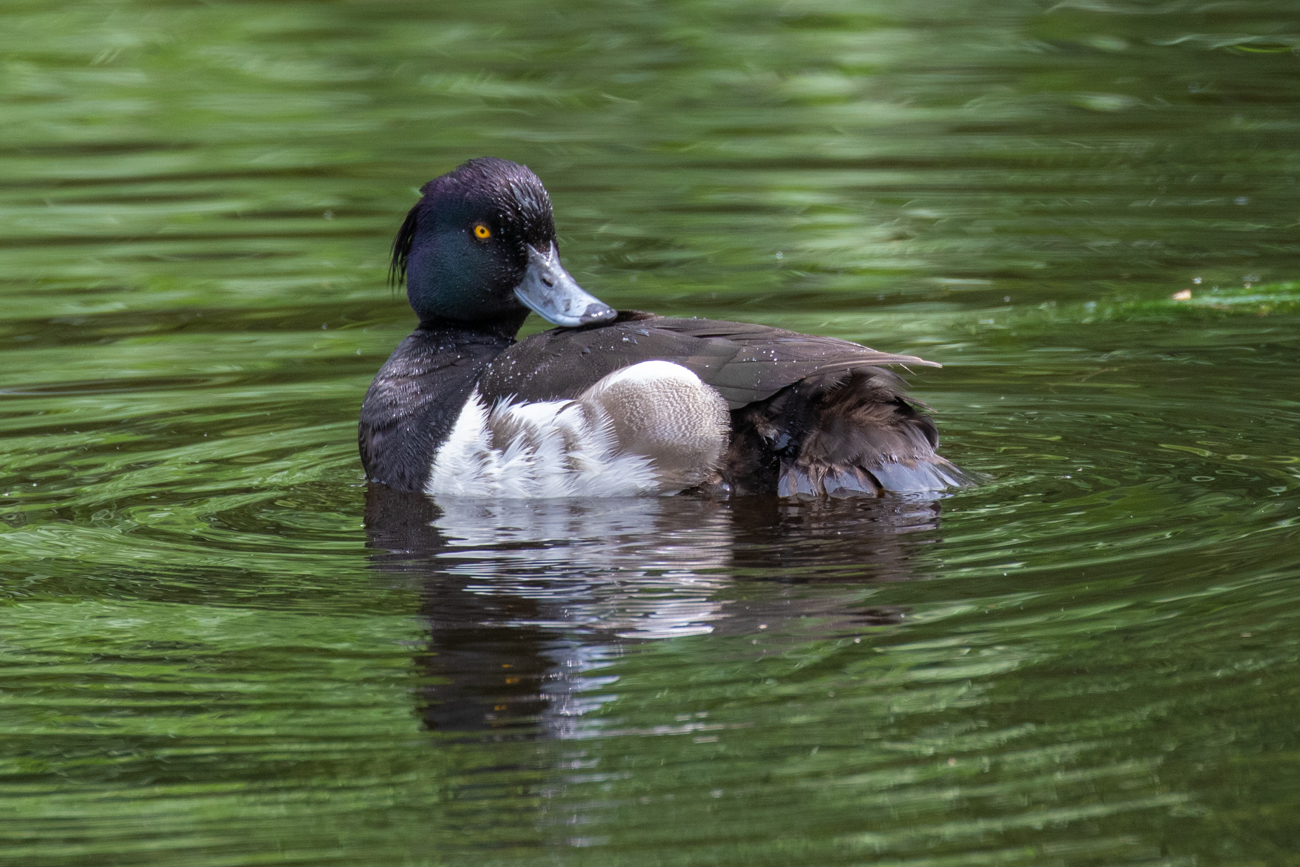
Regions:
[[391, 157, 616, 330]]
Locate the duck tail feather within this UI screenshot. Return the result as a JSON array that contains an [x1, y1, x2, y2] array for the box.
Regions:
[[824, 466, 882, 498], [780, 456, 971, 498], [865, 459, 959, 494]]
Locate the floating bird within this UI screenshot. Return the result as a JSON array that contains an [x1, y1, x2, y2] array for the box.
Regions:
[[360, 158, 966, 498]]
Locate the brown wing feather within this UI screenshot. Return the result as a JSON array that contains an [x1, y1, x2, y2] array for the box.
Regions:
[[723, 367, 968, 497], [476, 311, 964, 497], [477, 312, 937, 409]]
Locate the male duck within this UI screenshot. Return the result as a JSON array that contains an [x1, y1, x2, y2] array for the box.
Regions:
[[360, 157, 966, 499]]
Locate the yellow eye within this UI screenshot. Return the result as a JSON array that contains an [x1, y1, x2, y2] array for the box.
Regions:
[[473, 224, 491, 240]]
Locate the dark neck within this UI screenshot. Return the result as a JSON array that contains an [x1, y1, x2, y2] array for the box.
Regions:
[[416, 310, 530, 342], [358, 319, 521, 493]]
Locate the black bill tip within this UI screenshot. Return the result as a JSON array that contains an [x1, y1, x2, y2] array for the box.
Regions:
[[514, 244, 617, 328]]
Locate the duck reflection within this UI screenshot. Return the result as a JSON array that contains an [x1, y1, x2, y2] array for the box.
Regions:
[[364, 486, 944, 737]]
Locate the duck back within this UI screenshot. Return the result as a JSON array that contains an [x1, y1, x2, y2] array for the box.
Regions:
[[480, 313, 964, 497], [478, 312, 937, 409]]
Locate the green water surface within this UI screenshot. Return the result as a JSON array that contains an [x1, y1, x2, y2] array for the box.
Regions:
[[2, 1, 1299, 864]]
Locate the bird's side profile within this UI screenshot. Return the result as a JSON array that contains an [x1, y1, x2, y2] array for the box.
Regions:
[[359, 157, 967, 499]]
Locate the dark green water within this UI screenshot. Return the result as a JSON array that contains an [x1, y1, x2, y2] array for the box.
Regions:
[[3, 1, 1299, 864]]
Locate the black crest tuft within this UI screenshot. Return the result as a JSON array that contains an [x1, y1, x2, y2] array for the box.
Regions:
[[389, 201, 420, 287]]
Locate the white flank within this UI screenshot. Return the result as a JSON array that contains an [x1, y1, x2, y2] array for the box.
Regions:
[[427, 362, 730, 499], [426, 388, 661, 499]]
